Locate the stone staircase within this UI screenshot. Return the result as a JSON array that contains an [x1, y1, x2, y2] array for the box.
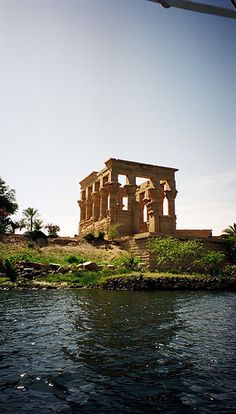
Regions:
[[119, 235, 155, 270]]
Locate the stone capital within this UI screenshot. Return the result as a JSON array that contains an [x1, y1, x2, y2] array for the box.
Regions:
[[123, 184, 137, 194], [78, 199, 86, 207], [165, 189, 178, 200], [105, 181, 121, 194], [91, 191, 100, 201], [99, 186, 108, 195]]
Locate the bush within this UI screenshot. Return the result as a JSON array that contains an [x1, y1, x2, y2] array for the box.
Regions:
[[108, 224, 120, 241], [112, 253, 140, 270], [148, 237, 204, 273], [224, 238, 236, 264], [0, 222, 6, 235], [194, 251, 225, 275], [149, 236, 227, 275], [26, 230, 47, 242], [4, 258, 17, 282], [223, 264, 236, 278], [45, 224, 60, 238], [83, 233, 96, 243], [26, 230, 48, 246], [97, 231, 105, 241], [65, 255, 85, 264], [83, 231, 105, 243], [0, 208, 11, 234]]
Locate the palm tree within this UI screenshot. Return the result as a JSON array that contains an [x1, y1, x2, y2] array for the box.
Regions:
[[21, 207, 41, 232], [221, 223, 236, 239], [221, 223, 236, 264]]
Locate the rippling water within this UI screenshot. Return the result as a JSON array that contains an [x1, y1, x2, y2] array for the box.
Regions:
[[0, 289, 235, 413]]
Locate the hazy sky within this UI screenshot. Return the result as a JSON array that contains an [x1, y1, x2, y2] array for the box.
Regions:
[[0, 0, 235, 236]]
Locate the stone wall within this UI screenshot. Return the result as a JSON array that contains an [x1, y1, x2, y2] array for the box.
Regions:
[[99, 274, 236, 291], [176, 229, 212, 238]]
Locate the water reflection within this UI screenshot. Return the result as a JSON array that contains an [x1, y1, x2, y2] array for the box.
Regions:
[[0, 290, 235, 413], [63, 291, 195, 413]]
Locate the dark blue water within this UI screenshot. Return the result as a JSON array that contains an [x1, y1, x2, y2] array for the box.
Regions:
[[0, 289, 235, 413]]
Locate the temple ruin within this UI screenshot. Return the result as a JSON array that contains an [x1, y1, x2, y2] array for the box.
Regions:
[[78, 158, 178, 237]]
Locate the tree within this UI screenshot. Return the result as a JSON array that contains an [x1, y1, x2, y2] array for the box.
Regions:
[[221, 223, 236, 239], [45, 223, 60, 237], [221, 223, 236, 264], [0, 177, 18, 214], [0, 177, 18, 234], [0, 208, 10, 234], [7, 219, 21, 234], [20, 207, 42, 232]]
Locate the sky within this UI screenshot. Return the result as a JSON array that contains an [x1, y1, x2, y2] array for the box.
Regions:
[[0, 0, 235, 236]]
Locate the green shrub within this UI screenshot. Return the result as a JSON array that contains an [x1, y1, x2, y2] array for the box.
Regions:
[[107, 224, 121, 241], [194, 251, 225, 275], [65, 254, 85, 264], [26, 230, 48, 242], [83, 231, 105, 243], [224, 238, 236, 264], [45, 224, 60, 238], [112, 253, 139, 270], [148, 236, 204, 273], [83, 233, 96, 243], [4, 258, 17, 282], [222, 264, 236, 278], [97, 231, 105, 241], [0, 222, 7, 235], [149, 236, 227, 275]]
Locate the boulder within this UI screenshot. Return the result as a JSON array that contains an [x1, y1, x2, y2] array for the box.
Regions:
[[49, 263, 61, 271], [82, 261, 99, 271], [76, 263, 84, 270]]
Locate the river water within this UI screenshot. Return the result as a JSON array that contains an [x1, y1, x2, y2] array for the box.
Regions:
[[0, 289, 235, 413]]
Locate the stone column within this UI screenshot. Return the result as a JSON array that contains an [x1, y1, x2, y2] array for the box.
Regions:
[[109, 169, 118, 184], [78, 200, 86, 222], [86, 200, 92, 220], [158, 187, 165, 215], [165, 189, 178, 217], [126, 173, 136, 186], [99, 187, 108, 220], [124, 184, 139, 233], [116, 190, 124, 210], [91, 191, 100, 221], [138, 192, 147, 232], [106, 182, 120, 224], [85, 187, 92, 220], [145, 185, 164, 233]]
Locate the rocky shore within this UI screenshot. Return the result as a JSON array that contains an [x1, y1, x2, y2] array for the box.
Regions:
[[97, 274, 236, 291], [0, 261, 235, 292], [1, 273, 235, 291]]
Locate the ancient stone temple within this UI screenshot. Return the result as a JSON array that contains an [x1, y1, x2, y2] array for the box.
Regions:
[[78, 158, 178, 237]]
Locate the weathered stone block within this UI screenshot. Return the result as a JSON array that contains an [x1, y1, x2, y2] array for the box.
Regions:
[[82, 261, 99, 271]]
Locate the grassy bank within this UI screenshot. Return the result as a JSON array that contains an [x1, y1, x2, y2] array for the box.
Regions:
[[0, 238, 125, 266], [0, 237, 235, 290], [0, 237, 134, 288]]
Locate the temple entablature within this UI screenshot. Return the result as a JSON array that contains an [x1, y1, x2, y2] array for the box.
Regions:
[[78, 158, 179, 237]]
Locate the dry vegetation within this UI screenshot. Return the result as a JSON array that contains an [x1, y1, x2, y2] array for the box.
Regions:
[[0, 236, 126, 266]]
